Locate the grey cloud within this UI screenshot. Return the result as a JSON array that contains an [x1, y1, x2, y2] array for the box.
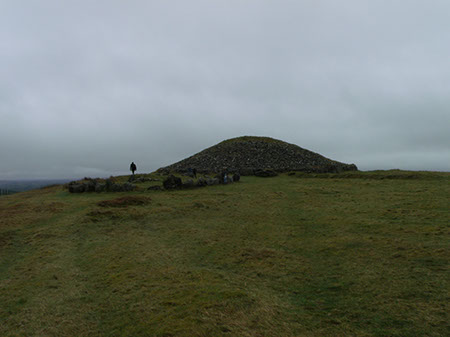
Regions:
[[1, 1, 449, 179]]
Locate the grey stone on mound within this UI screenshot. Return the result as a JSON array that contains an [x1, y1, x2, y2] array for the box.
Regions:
[[158, 136, 357, 175]]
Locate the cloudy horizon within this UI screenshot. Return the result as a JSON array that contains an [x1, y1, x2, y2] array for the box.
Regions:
[[1, 1, 449, 180]]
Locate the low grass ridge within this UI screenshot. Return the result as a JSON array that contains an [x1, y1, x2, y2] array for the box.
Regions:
[[293, 169, 449, 180], [0, 170, 449, 336]]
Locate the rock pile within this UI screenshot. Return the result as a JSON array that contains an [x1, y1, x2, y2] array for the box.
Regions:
[[158, 136, 357, 175], [67, 178, 136, 193], [128, 175, 159, 183], [161, 174, 234, 190]]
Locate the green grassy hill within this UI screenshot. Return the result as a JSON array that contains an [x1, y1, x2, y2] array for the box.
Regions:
[[0, 171, 449, 336]]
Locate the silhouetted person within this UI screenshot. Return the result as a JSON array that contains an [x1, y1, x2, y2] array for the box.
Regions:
[[193, 168, 197, 178], [130, 162, 137, 175]]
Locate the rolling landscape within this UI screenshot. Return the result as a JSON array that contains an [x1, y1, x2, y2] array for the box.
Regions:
[[1, 138, 448, 336], [2, 2, 450, 336], [0, 180, 72, 195]]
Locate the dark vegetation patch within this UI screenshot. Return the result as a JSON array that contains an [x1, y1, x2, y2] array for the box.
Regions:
[[97, 196, 151, 208], [237, 248, 278, 262], [0, 230, 16, 249], [32, 202, 66, 213], [86, 207, 149, 223], [0, 200, 65, 229], [86, 209, 121, 222]]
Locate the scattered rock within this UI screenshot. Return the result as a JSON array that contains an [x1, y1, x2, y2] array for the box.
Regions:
[[67, 178, 136, 193], [128, 175, 157, 183]]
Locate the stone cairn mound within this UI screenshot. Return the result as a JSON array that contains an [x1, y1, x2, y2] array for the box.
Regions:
[[158, 136, 357, 176]]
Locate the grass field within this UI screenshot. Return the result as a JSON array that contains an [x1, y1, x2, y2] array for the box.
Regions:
[[0, 171, 449, 336]]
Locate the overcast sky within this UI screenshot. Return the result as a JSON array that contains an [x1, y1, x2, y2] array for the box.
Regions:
[[1, 0, 449, 179]]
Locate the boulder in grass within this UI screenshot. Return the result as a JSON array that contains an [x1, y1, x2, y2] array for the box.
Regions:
[[109, 184, 122, 192], [84, 180, 97, 192], [196, 177, 207, 187], [95, 184, 106, 193], [69, 184, 85, 193], [163, 175, 182, 190], [122, 182, 136, 192], [206, 178, 219, 185], [214, 174, 224, 184]]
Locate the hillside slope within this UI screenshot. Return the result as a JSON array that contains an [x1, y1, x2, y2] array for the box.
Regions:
[[0, 171, 449, 336], [159, 136, 357, 174]]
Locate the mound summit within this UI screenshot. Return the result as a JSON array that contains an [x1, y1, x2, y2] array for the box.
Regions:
[[159, 136, 357, 175]]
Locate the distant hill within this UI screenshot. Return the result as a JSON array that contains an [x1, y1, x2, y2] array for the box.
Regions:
[[0, 188, 17, 196], [0, 179, 72, 193], [159, 136, 357, 175]]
